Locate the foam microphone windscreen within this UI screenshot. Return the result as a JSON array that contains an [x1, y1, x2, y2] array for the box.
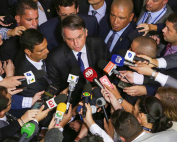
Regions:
[[97, 59, 108, 70], [83, 67, 98, 82], [70, 66, 80, 76], [44, 128, 63, 142], [83, 82, 92, 92], [90, 87, 102, 105], [54, 94, 67, 104]]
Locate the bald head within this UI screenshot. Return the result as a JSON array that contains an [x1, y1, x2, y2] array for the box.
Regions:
[[131, 36, 157, 58], [112, 0, 133, 15]]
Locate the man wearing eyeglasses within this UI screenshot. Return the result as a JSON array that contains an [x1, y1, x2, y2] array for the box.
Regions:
[[40, 0, 99, 50]]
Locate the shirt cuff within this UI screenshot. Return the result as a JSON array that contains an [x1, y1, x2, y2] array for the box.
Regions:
[[33, 119, 39, 124], [22, 97, 33, 108], [155, 72, 168, 86], [0, 76, 3, 81], [156, 58, 167, 68], [133, 72, 144, 85]]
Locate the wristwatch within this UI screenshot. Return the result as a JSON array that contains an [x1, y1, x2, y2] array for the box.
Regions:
[[118, 98, 123, 104], [150, 70, 156, 79]]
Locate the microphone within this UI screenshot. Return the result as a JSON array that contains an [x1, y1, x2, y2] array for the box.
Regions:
[[98, 59, 118, 76], [65, 81, 76, 114], [99, 75, 114, 89], [19, 70, 46, 84], [44, 128, 63, 142], [83, 67, 104, 89], [96, 97, 109, 123], [119, 50, 149, 63], [77, 105, 97, 121], [111, 55, 136, 67], [67, 66, 80, 83], [45, 94, 67, 109], [55, 103, 67, 125], [81, 83, 92, 117], [19, 122, 38, 142], [65, 67, 80, 113]]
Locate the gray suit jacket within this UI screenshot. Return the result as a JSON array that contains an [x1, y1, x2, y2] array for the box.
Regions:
[[137, 4, 173, 24], [134, 129, 177, 142], [165, 76, 177, 89], [162, 53, 177, 69]]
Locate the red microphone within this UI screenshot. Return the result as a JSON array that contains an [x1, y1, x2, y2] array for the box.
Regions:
[[83, 67, 104, 89]]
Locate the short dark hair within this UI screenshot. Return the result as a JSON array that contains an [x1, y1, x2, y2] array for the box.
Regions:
[[138, 96, 172, 133], [61, 15, 86, 37], [16, 0, 38, 15], [55, 0, 78, 11], [79, 134, 103, 142], [167, 13, 177, 33], [20, 29, 45, 52], [111, 109, 143, 142], [0, 86, 9, 112]]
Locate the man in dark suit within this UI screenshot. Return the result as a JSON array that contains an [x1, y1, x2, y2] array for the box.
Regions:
[[77, 0, 113, 23], [39, 0, 99, 50], [99, 0, 136, 55], [46, 15, 110, 107], [0, 0, 39, 61], [137, 0, 173, 25]]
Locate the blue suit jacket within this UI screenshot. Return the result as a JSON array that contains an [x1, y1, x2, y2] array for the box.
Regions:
[[40, 14, 99, 50], [99, 14, 137, 55], [11, 95, 23, 109]]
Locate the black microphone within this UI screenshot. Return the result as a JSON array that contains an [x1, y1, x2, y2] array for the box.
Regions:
[[44, 128, 63, 142], [18, 70, 46, 83], [81, 83, 92, 117], [65, 66, 80, 113]]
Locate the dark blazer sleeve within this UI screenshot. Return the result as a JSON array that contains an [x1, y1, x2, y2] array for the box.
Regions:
[[0, 120, 21, 139], [11, 95, 23, 109]]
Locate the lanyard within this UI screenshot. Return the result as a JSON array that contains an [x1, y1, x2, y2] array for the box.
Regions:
[[142, 6, 167, 24]]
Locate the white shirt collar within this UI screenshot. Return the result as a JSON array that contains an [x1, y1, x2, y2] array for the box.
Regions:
[[89, 1, 106, 16], [148, 5, 166, 19], [72, 45, 87, 59], [25, 55, 43, 70], [0, 116, 7, 121]]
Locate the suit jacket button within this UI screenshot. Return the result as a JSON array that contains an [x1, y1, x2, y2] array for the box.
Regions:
[[120, 38, 122, 41], [47, 9, 50, 12]]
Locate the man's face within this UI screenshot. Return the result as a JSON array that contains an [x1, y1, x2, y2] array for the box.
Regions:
[[146, 0, 167, 12], [88, 0, 104, 5], [16, 9, 38, 29], [26, 38, 49, 62], [63, 28, 87, 52], [110, 5, 133, 32], [162, 20, 177, 45], [57, 4, 79, 20]]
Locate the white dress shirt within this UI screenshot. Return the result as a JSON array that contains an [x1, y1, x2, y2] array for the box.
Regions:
[[88, 1, 106, 23], [72, 45, 89, 70], [38, 1, 47, 26]]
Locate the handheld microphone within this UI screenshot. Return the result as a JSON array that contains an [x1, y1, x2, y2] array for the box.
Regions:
[[99, 75, 114, 89], [55, 103, 67, 125], [65, 81, 76, 114], [83, 67, 104, 89], [111, 55, 136, 67], [19, 122, 36, 142], [119, 50, 149, 63], [45, 94, 67, 109], [67, 66, 80, 83], [65, 67, 80, 113], [96, 97, 109, 123], [81, 83, 92, 117], [19, 70, 46, 84], [77, 105, 97, 121]]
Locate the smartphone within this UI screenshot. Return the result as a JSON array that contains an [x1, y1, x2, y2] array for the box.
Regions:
[[14, 87, 27, 91], [117, 80, 132, 89], [32, 100, 44, 109], [1, 15, 16, 24], [41, 84, 59, 100]]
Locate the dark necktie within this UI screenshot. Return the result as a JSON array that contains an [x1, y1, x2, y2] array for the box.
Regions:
[[41, 60, 52, 84], [77, 52, 85, 73], [92, 10, 97, 16], [106, 31, 117, 51], [144, 13, 151, 23]]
